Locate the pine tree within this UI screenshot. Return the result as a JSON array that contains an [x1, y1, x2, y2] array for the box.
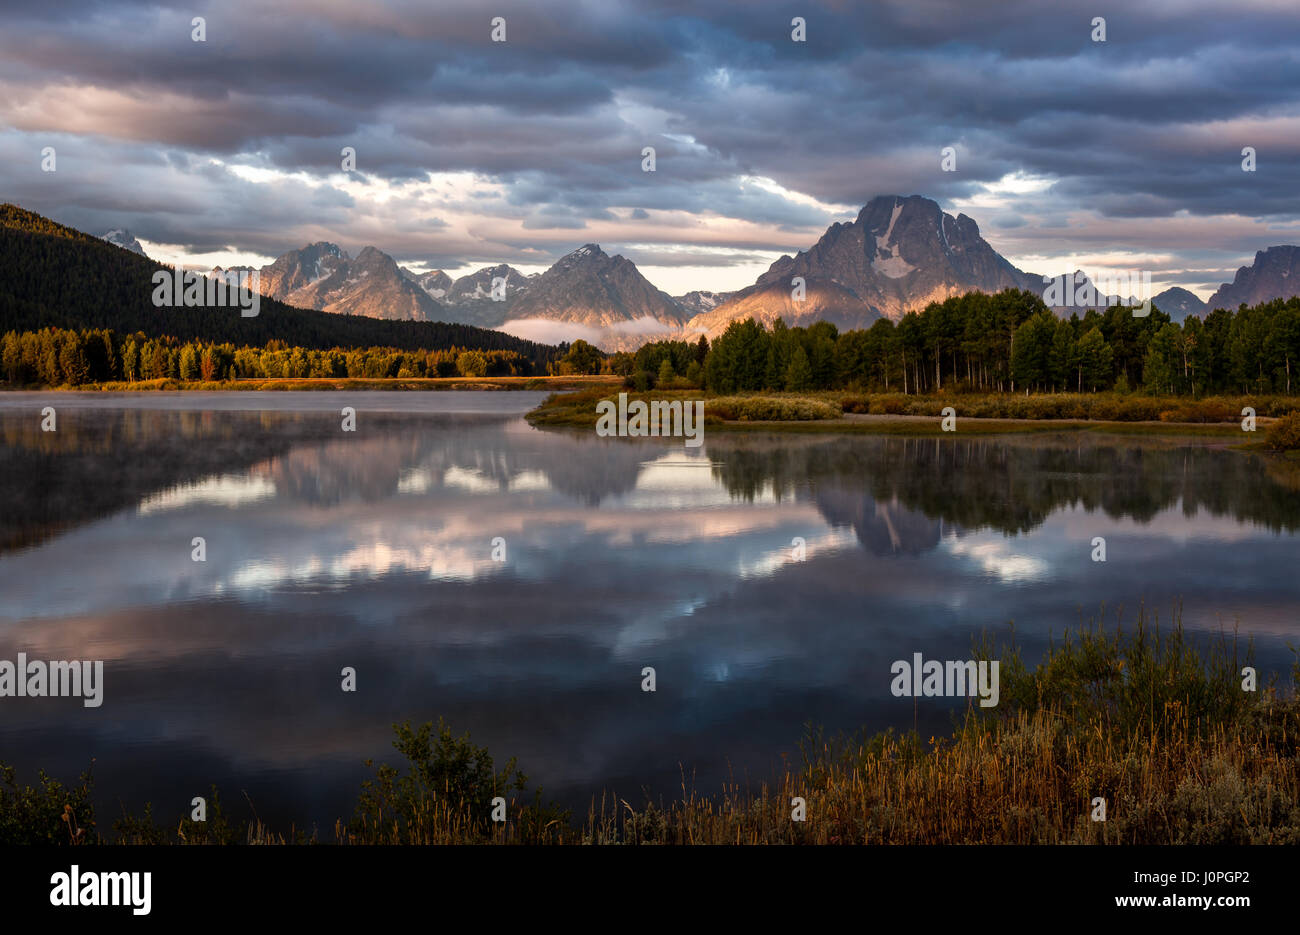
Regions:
[[785, 345, 813, 391]]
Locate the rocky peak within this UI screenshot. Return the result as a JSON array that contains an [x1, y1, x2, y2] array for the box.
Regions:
[[686, 194, 1043, 337], [402, 268, 453, 299], [1208, 245, 1300, 310], [554, 243, 609, 269], [1152, 286, 1207, 322], [100, 228, 147, 257], [506, 243, 687, 328]]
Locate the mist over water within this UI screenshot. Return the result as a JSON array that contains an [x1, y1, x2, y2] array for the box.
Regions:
[[1, 392, 1297, 826]]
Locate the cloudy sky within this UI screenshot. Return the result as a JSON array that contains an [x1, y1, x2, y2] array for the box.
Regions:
[[2, 0, 1298, 297]]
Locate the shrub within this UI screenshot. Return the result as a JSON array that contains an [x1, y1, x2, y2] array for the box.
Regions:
[[1095, 397, 1165, 421], [868, 394, 908, 415], [707, 396, 840, 421], [351, 719, 528, 843], [1158, 400, 1236, 423], [0, 763, 96, 845], [1268, 412, 1300, 451]]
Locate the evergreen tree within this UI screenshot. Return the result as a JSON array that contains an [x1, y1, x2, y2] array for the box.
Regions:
[[1076, 326, 1112, 392], [58, 332, 89, 386], [784, 345, 813, 391]]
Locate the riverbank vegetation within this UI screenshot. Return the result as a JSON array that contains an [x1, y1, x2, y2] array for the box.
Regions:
[[0, 326, 553, 387], [526, 387, 1300, 445], [5, 610, 1297, 845], [10, 291, 1300, 400]]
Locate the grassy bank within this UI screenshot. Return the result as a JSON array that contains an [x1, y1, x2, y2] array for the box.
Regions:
[[6, 610, 1298, 845], [525, 388, 1289, 439]]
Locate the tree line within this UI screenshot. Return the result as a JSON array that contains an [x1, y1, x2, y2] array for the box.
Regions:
[[0, 328, 534, 385], [558, 289, 1300, 396]]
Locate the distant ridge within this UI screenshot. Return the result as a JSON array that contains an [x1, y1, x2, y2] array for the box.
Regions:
[[1207, 246, 1300, 310], [1151, 287, 1206, 322], [257, 241, 443, 322], [0, 204, 559, 367]]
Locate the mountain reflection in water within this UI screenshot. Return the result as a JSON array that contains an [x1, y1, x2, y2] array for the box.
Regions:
[[1, 393, 1297, 826]]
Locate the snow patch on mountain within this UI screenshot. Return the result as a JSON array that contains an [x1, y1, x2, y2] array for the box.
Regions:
[[872, 201, 916, 279], [100, 229, 147, 257]]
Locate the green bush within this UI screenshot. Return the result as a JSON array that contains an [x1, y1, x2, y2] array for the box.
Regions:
[[979, 609, 1259, 739], [348, 719, 569, 843], [0, 763, 96, 845]]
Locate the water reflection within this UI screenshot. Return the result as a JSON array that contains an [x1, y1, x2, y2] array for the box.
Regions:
[[1, 395, 1298, 827]]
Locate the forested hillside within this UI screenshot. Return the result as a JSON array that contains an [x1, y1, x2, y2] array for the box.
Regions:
[[0, 205, 560, 370], [612, 288, 1300, 397]]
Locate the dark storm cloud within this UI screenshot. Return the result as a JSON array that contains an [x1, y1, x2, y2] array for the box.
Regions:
[[0, 0, 1296, 275]]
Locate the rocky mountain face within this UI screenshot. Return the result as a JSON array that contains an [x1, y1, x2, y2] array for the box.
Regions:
[[206, 202, 1300, 341], [236, 242, 541, 328], [685, 195, 1041, 337], [253, 242, 442, 321], [506, 244, 689, 328], [674, 290, 734, 315], [402, 268, 452, 300], [101, 229, 147, 257], [432, 264, 536, 328], [1207, 246, 1300, 310], [1152, 287, 1206, 321], [257, 242, 347, 302]]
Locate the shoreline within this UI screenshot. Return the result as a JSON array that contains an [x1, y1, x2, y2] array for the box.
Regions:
[[2, 380, 1290, 446], [0, 375, 618, 393], [525, 387, 1283, 443], [7, 615, 1298, 845]]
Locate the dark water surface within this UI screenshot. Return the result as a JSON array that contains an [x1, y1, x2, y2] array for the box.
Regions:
[[2, 391, 1298, 828]]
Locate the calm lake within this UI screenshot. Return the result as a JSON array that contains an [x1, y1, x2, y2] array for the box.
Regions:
[[2, 391, 1298, 829]]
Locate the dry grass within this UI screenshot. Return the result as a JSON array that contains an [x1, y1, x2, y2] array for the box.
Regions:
[[10, 612, 1299, 845], [569, 706, 1299, 845]]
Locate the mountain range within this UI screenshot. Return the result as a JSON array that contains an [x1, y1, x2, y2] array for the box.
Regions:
[[81, 196, 1300, 347], [0, 204, 559, 367]]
